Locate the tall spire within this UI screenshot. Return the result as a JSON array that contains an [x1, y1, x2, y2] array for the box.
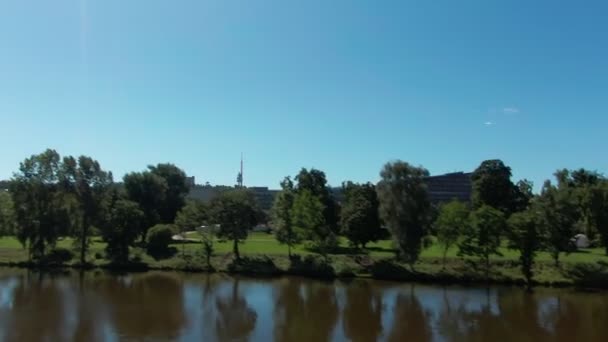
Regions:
[[236, 153, 244, 188]]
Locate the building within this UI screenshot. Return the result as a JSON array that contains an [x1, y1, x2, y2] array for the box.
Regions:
[[425, 172, 472, 204], [187, 185, 279, 212], [185, 176, 196, 188]]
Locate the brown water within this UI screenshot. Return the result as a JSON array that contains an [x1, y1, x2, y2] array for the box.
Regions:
[[0, 269, 607, 341]]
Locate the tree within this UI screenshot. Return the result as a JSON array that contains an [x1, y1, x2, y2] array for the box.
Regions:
[[123, 171, 167, 241], [0, 191, 15, 237], [197, 226, 215, 268], [583, 181, 608, 255], [471, 159, 517, 213], [102, 198, 144, 263], [9, 149, 70, 260], [211, 190, 258, 259], [291, 190, 335, 256], [340, 182, 382, 249], [295, 168, 339, 232], [508, 210, 543, 290], [59, 155, 113, 264], [458, 205, 505, 279], [271, 177, 301, 257], [175, 199, 208, 257], [537, 181, 579, 266], [148, 163, 189, 223], [435, 200, 470, 268], [376, 161, 431, 264], [512, 179, 534, 212]]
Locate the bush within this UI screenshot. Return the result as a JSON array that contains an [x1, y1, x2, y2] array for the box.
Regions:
[[422, 235, 437, 249], [288, 254, 335, 278], [228, 256, 280, 275], [45, 248, 74, 264], [147, 224, 177, 259]]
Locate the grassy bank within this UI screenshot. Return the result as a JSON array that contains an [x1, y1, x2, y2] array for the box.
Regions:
[[1, 233, 607, 288]]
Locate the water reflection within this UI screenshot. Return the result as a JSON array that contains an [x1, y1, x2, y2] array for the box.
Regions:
[[0, 269, 608, 341]]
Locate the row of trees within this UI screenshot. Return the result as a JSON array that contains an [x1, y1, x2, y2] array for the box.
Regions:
[[1, 149, 607, 286], [271, 160, 608, 287]]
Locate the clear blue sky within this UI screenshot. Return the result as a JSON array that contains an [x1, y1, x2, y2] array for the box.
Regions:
[[1, 1, 607, 190]]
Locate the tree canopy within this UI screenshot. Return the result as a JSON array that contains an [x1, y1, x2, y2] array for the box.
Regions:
[[340, 182, 382, 249], [377, 161, 431, 264]]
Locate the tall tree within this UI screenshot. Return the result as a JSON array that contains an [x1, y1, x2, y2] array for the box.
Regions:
[[435, 200, 470, 268], [0, 191, 15, 237], [512, 179, 534, 212], [211, 189, 258, 259], [376, 161, 431, 264], [583, 181, 608, 255], [59, 155, 113, 264], [291, 190, 335, 256], [458, 205, 505, 279], [9, 149, 69, 260], [295, 168, 339, 232], [340, 182, 382, 249], [102, 196, 144, 263], [175, 199, 208, 257], [537, 180, 579, 266], [148, 163, 189, 223], [123, 171, 167, 241], [508, 209, 543, 290], [271, 177, 301, 257], [471, 159, 517, 214]]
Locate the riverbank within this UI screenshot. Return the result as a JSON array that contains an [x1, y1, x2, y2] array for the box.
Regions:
[[1, 235, 607, 289]]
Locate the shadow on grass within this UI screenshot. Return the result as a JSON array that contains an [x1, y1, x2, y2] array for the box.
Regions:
[[147, 247, 178, 261], [304, 245, 395, 256]]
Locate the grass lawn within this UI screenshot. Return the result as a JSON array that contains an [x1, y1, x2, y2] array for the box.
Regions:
[[2, 232, 606, 265]]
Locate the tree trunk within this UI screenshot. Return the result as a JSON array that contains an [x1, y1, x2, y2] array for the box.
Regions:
[[233, 239, 240, 260], [288, 243, 292, 258], [80, 216, 88, 265], [442, 248, 448, 269]]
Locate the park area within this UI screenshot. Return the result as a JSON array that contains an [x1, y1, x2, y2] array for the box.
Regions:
[[1, 232, 607, 288]]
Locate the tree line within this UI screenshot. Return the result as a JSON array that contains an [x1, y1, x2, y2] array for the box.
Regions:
[[1, 150, 608, 287]]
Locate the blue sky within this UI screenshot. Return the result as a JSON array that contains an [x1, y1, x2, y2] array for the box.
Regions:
[[1, 1, 607, 190]]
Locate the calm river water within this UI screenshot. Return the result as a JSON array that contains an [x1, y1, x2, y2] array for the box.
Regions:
[[0, 268, 607, 341]]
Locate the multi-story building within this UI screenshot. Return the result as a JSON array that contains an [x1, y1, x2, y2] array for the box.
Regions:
[[425, 172, 472, 204]]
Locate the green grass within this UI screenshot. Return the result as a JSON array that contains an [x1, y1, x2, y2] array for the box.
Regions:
[[1, 233, 607, 287]]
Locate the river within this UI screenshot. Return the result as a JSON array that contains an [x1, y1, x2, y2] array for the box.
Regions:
[[0, 268, 607, 341]]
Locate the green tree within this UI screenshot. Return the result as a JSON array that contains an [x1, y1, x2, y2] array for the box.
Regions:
[[376, 161, 431, 264], [148, 163, 189, 223], [583, 182, 608, 255], [10, 149, 70, 260], [0, 191, 15, 237], [458, 205, 505, 279], [291, 190, 335, 256], [102, 198, 144, 263], [537, 180, 579, 266], [175, 199, 208, 257], [211, 190, 259, 260], [295, 168, 339, 232], [512, 179, 534, 212], [340, 182, 382, 249], [271, 177, 301, 257], [471, 159, 517, 213], [123, 171, 167, 241], [435, 200, 469, 268], [508, 209, 543, 290], [197, 226, 215, 268], [59, 155, 113, 264]]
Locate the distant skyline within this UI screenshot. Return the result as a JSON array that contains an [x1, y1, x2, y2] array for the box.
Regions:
[[1, 1, 607, 190]]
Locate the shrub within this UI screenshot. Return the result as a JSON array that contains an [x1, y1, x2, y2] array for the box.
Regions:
[[228, 256, 280, 275], [422, 235, 437, 249], [146, 224, 176, 259], [288, 254, 335, 278], [45, 248, 74, 264]]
